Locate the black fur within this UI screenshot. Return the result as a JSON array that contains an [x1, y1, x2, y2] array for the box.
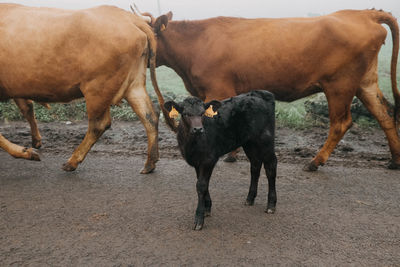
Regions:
[[165, 90, 277, 230]]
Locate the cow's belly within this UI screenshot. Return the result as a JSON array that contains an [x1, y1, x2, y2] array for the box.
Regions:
[[0, 82, 83, 103], [231, 78, 323, 102], [264, 83, 323, 102]]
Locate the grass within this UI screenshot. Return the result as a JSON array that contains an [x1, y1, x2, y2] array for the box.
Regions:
[[1, 40, 399, 128]]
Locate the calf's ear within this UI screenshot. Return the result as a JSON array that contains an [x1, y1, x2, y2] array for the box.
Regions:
[[204, 100, 222, 118], [164, 101, 182, 119]]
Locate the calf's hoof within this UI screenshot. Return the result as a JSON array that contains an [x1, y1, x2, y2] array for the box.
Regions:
[[193, 223, 203, 231], [244, 199, 255, 206], [140, 163, 155, 174], [62, 162, 77, 172], [387, 160, 400, 170], [204, 210, 211, 217], [223, 155, 237, 163], [303, 161, 319, 172], [193, 215, 204, 230], [265, 207, 276, 214]]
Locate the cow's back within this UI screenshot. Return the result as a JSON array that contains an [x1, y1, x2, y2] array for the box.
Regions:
[[164, 10, 388, 101], [0, 4, 148, 101]]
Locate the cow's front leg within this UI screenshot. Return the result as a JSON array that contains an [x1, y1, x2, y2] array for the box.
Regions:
[[63, 108, 111, 171], [0, 133, 40, 161], [194, 163, 215, 230]]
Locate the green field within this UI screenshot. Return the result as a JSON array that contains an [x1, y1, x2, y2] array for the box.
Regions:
[[0, 39, 399, 128]]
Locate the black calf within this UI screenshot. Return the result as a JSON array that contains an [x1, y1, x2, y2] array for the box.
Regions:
[[165, 90, 277, 230]]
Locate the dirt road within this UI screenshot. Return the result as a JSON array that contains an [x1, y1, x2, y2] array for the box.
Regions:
[[1, 121, 399, 266]]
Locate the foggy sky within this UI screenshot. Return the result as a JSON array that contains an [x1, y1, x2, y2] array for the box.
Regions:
[[2, 0, 399, 20]]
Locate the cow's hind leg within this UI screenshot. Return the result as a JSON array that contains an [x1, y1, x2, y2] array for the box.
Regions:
[[14, 99, 42, 148], [125, 81, 160, 174], [223, 148, 240, 162], [305, 85, 355, 171], [0, 133, 40, 161], [62, 100, 111, 171], [357, 82, 400, 169]]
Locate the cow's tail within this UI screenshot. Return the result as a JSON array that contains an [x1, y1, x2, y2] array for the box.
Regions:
[[136, 22, 178, 132], [373, 10, 400, 129]]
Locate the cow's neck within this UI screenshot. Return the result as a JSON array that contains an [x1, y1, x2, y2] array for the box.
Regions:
[[157, 21, 205, 98]]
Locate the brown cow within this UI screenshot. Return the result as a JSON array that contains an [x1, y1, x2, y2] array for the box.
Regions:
[[0, 4, 175, 173], [137, 8, 400, 170]]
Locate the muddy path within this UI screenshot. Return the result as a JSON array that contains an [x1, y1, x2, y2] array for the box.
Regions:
[[1, 121, 399, 266]]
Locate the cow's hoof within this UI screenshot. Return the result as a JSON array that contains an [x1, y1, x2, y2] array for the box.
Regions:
[[387, 160, 400, 170], [62, 162, 77, 172], [140, 164, 155, 174], [32, 139, 42, 149], [25, 148, 41, 161], [303, 161, 318, 171], [223, 155, 237, 163], [265, 207, 276, 214], [30, 150, 41, 161], [244, 199, 255, 206], [204, 210, 211, 217]]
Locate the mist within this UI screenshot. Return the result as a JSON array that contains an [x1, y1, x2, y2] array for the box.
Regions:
[[2, 0, 399, 20]]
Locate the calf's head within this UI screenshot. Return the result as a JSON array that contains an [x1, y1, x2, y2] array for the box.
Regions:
[[164, 97, 221, 135]]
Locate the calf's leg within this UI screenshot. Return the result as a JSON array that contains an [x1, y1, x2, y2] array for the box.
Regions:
[[194, 162, 216, 230], [245, 159, 262, 206], [264, 153, 277, 213], [196, 167, 212, 216], [242, 143, 263, 205]]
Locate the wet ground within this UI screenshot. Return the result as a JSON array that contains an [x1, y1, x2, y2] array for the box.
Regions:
[[1, 120, 399, 266]]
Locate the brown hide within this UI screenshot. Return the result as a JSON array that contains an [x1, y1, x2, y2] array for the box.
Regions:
[[0, 4, 170, 173], [153, 9, 400, 170]]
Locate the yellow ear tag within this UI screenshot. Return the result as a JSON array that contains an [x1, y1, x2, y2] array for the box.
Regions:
[[169, 106, 179, 119], [205, 105, 218, 118], [160, 24, 166, 31]]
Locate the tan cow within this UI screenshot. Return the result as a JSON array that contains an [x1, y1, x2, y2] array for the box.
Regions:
[[0, 4, 175, 173], [136, 8, 400, 170]]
